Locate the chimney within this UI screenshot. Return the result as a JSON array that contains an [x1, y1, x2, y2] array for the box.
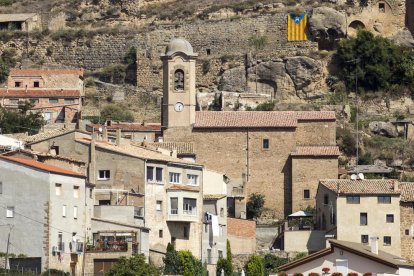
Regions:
[[393, 180, 399, 192], [370, 236, 379, 254], [106, 118, 112, 127], [116, 128, 121, 146], [102, 127, 108, 142]]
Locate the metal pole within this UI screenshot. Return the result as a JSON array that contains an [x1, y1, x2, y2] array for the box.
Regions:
[[355, 59, 359, 174]]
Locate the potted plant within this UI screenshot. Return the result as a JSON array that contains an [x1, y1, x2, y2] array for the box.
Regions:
[[293, 273, 304, 276], [309, 273, 320, 276], [331, 273, 343, 276], [348, 273, 358, 276]]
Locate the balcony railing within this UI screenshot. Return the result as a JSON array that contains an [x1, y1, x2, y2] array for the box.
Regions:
[[86, 241, 129, 252], [232, 187, 244, 197], [170, 209, 178, 215], [70, 242, 84, 253], [183, 209, 196, 216]]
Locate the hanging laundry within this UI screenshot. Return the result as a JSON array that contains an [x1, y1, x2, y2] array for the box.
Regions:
[[287, 13, 308, 41]]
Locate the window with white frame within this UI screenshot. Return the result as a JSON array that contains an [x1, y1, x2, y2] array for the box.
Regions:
[[62, 205, 67, 217], [73, 186, 79, 198], [55, 183, 62, 196], [73, 206, 78, 219], [156, 200, 162, 211], [170, 198, 178, 215], [6, 206, 14, 218], [169, 172, 181, 184], [147, 166, 163, 183], [183, 198, 196, 215], [218, 250, 223, 258], [187, 174, 198, 185], [98, 170, 110, 180]]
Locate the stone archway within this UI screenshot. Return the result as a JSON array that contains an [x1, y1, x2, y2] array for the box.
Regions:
[[348, 20, 366, 36]]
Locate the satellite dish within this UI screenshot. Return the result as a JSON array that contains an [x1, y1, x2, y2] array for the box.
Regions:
[[351, 174, 357, 180], [358, 173, 365, 180]]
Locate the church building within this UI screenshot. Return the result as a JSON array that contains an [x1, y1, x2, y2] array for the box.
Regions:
[[160, 38, 340, 219]]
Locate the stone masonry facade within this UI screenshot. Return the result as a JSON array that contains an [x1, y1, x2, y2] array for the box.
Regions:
[[400, 201, 414, 261]]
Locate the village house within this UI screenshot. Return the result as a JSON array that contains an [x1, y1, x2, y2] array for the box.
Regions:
[[0, 13, 41, 31], [159, 37, 339, 219], [316, 179, 402, 256], [0, 156, 92, 275], [0, 69, 84, 124], [278, 239, 414, 274], [399, 182, 414, 261]]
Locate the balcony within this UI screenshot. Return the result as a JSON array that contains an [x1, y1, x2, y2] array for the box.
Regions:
[[87, 232, 138, 254], [167, 208, 198, 222], [231, 187, 244, 198]]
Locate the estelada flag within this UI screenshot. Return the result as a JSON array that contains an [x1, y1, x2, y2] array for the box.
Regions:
[[287, 13, 308, 41]]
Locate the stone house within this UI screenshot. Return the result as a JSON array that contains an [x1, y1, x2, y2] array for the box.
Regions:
[[160, 38, 339, 219], [399, 182, 414, 262], [0, 13, 41, 31], [0, 155, 92, 275], [0, 69, 84, 124], [278, 239, 414, 274], [316, 179, 402, 256]]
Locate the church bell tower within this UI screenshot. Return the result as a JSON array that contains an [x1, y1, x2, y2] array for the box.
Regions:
[[161, 38, 198, 129]]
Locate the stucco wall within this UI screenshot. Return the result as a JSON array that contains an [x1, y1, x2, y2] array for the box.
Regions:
[[283, 230, 326, 253]]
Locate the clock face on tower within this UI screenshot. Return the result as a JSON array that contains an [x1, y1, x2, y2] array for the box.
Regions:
[[175, 102, 184, 112]]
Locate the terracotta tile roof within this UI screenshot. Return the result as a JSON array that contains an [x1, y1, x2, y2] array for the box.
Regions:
[[76, 138, 201, 166], [194, 111, 297, 128], [227, 217, 256, 238], [203, 194, 227, 200], [88, 123, 161, 132], [0, 156, 84, 178], [166, 184, 200, 192], [296, 111, 336, 121], [400, 182, 414, 202], [291, 146, 340, 156], [148, 142, 195, 154], [319, 179, 400, 195], [10, 68, 83, 77], [0, 89, 81, 98], [24, 128, 75, 144]]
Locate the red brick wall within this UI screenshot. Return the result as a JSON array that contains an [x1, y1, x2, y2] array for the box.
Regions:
[[227, 217, 256, 238]]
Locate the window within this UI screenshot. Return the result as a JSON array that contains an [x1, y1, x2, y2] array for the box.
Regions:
[[147, 166, 163, 183], [89, 188, 93, 199], [386, 214, 394, 223], [0, 182, 3, 194], [360, 213, 367, 225], [405, 229, 410, 236], [64, 99, 75, 104], [55, 183, 62, 196], [379, 2, 385, 12], [206, 49, 211, 55], [361, 235, 369, 244], [218, 250, 223, 258], [73, 186, 79, 198], [378, 196, 391, 204], [170, 198, 178, 214], [220, 208, 224, 217], [50, 146, 59, 155], [207, 249, 212, 264], [73, 206, 78, 219], [384, 236, 391, 245], [33, 81, 40, 88], [49, 98, 58, 104], [183, 198, 197, 215], [303, 189, 310, 199], [159, 230, 163, 238], [156, 200, 162, 211], [169, 172, 181, 184], [174, 69, 184, 91], [14, 81, 21, 87], [346, 195, 360, 204], [62, 205, 67, 217], [183, 226, 188, 239], [263, 138, 269, 149], [6, 206, 14, 218], [187, 174, 198, 185], [58, 232, 64, 251], [98, 170, 110, 180], [324, 194, 329, 205]]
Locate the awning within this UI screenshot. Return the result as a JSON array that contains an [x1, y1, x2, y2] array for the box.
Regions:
[[288, 210, 313, 217]]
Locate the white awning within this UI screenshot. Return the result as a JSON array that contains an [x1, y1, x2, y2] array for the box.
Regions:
[[288, 210, 312, 217]]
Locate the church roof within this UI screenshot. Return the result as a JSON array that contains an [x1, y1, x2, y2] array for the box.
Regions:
[[165, 38, 196, 56], [193, 111, 336, 129]]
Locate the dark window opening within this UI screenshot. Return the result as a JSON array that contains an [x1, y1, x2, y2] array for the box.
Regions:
[[405, 229, 410, 236], [174, 69, 184, 91], [379, 3, 385, 12], [34, 81, 40, 88], [384, 236, 391, 245], [263, 138, 269, 149], [360, 212, 368, 225], [14, 81, 21, 88], [361, 235, 369, 244], [206, 49, 211, 55], [324, 194, 329, 205], [183, 226, 188, 239], [304, 189, 310, 199], [99, 200, 111, 205], [346, 196, 360, 204], [386, 214, 394, 223], [159, 230, 163, 238], [378, 196, 391, 204], [51, 146, 59, 155]]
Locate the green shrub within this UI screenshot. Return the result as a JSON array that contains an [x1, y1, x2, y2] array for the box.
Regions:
[[0, 0, 13, 6], [106, 254, 160, 276], [178, 250, 206, 276], [247, 193, 265, 220], [216, 257, 233, 276], [41, 269, 70, 276], [262, 254, 288, 275], [245, 255, 264, 276], [101, 104, 134, 122], [163, 243, 181, 275]]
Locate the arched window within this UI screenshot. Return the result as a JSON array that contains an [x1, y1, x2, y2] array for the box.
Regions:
[[174, 69, 184, 91]]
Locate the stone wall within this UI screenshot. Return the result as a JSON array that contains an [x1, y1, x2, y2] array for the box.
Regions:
[[400, 202, 414, 261]]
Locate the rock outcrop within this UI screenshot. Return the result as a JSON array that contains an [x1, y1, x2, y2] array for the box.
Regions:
[[392, 29, 414, 48], [308, 7, 347, 40], [218, 66, 246, 92], [368, 121, 398, 138]]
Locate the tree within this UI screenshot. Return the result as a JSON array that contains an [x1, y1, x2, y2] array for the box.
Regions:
[[178, 250, 206, 276], [0, 101, 44, 134], [163, 243, 181, 275], [246, 193, 265, 220], [106, 254, 160, 276], [226, 239, 232, 264], [245, 255, 264, 276], [262, 254, 288, 275], [216, 257, 233, 276], [248, 34, 268, 93], [100, 104, 134, 122], [0, 58, 9, 83]]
